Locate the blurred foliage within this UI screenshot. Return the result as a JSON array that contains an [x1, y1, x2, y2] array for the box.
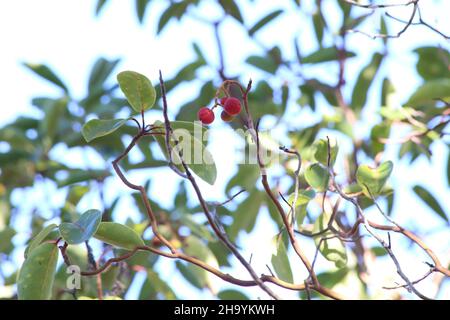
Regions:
[[1, 0, 449, 300]]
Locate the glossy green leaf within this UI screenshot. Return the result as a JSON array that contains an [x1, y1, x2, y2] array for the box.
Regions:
[[248, 10, 283, 36], [313, 138, 338, 166], [23, 63, 68, 93], [406, 79, 450, 107], [351, 53, 383, 111], [117, 71, 156, 112], [288, 189, 316, 207], [413, 185, 448, 223], [271, 233, 293, 283], [302, 47, 355, 64], [152, 121, 217, 185], [25, 224, 58, 258], [18, 243, 59, 300], [313, 212, 347, 269], [82, 118, 128, 142], [305, 163, 330, 192], [59, 209, 102, 245], [94, 222, 145, 250], [356, 161, 393, 197]]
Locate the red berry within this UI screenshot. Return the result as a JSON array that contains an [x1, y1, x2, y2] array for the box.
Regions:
[[220, 97, 228, 105], [198, 107, 215, 125], [223, 97, 241, 116], [220, 110, 234, 122]]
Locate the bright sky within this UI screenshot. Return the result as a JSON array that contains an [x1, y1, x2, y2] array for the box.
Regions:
[[0, 0, 449, 299]]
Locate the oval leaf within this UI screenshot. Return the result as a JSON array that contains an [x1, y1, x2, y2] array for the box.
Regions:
[[25, 224, 58, 258], [94, 222, 145, 250], [18, 243, 59, 300], [313, 138, 339, 166], [271, 233, 293, 283], [406, 79, 450, 107], [356, 161, 393, 197], [82, 118, 128, 143], [288, 189, 316, 207], [117, 71, 156, 112], [305, 163, 330, 192], [153, 121, 217, 185], [59, 209, 102, 245], [313, 212, 347, 269]]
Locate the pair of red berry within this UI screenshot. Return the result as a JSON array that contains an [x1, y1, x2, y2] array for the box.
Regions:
[[197, 97, 242, 125]]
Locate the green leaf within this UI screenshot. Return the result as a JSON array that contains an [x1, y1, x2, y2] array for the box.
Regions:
[[218, 0, 243, 23], [94, 222, 145, 250], [342, 183, 363, 196], [18, 243, 59, 300], [0, 227, 16, 254], [157, 2, 190, 34], [304, 163, 330, 192], [117, 71, 156, 112], [313, 138, 339, 166], [179, 236, 218, 289], [414, 47, 450, 81], [25, 224, 58, 258], [248, 10, 283, 36], [228, 190, 264, 240], [23, 63, 68, 93], [356, 161, 393, 197], [370, 122, 391, 156], [136, 0, 151, 23], [313, 212, 347, 269], [406, 79, 450, 107], [413, 185, 448, 223], [246, 55, 279, 74], [225, 164, 260, 196], [82, 118, 128, 143], [271, 233, 293, 283], [351, 52, 383, 111], [302, 47, 356, 64], [153, 121, 217, 185], [141, 269, 177, 300], [95, 0, 109, 15], [57, 169, 110, 188], [88, 57, 120, 93], [312, 11, 324, 45], [59, 209, 102, 245], [287, 189, 316, 207], [218, 289, 249, 300]]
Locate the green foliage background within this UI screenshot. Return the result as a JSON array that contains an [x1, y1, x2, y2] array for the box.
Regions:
[[0, 0, 449, 300]]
